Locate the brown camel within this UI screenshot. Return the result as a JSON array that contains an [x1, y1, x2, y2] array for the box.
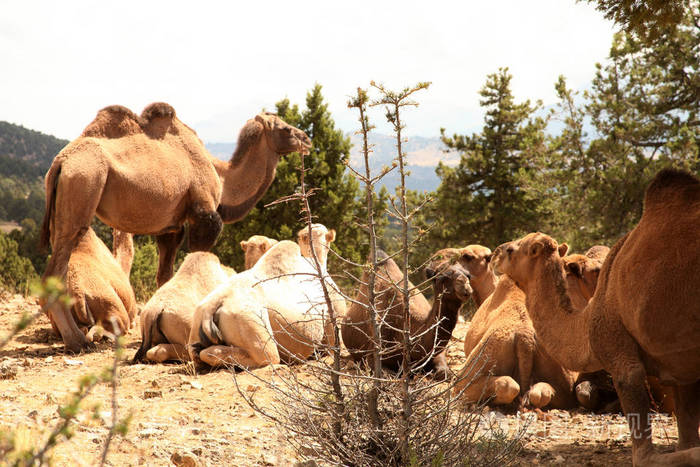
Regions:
[[456, 244, 497, 307], [47, 228, 137, 352], [342, 249, 471, 379], [453, 268, 578, 410], [40, 104, 309, 350], [133, 252, 234, 363], [241, 235, 279, 270], [494, 169, 700, 467]]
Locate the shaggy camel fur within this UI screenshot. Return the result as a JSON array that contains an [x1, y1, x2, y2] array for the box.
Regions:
[[342, 248, 470, 379], [241, 235, 278, 270], [494, 169, 700, 467], [132, 252, 234, 363], [41, 103, 310, 286], [47, 228, 137, 352], [189, 225, 345, 369]]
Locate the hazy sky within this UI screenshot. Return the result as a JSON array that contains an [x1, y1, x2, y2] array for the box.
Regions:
[[1, 1, 615, 142]]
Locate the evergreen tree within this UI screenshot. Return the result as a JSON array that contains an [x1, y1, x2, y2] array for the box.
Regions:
[[540, 10, 700, 248], [214, 84, 381, 275], [426, 68, 548, 250]]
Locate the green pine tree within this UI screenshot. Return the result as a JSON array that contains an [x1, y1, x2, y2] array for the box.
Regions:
[[425, 68, 549, 250]]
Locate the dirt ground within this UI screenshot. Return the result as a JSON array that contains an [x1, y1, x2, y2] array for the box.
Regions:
[[0, 293, 681, 466]]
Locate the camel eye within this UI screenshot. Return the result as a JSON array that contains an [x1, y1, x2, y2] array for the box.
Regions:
[[461, 253, 473, 261], [506, 246, 514, 254]]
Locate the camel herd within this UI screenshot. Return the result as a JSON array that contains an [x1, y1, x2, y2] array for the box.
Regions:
[[38, 103, 699, 466]]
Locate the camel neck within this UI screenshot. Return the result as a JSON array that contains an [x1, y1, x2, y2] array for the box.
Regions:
[[216, 141, 279, 223], [471, 271, 497, 307], [430, 290, 462, 352], [524, 258, 601, 373]]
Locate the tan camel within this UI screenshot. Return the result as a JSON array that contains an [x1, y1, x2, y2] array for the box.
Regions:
[[40, 104, 309, 350], [241, 235, 279, 270], [342, 248, 471, 379], [46, 228, 137, 352], [494, 169, 700, 467], [41, 102, 310, 283], [188, 224, 345, 369], [133, 252, 234, 363], [456, 245, 497, 307]]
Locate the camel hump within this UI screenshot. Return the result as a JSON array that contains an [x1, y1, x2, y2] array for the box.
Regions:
[[140, 102, 176, 121], [644, 168, 700, 208], [80, 102, 181, 140], [81, 105, 145, 138]]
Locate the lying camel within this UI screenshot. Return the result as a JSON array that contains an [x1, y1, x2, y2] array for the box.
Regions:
[[494, 169, 700, 467], [132, 252, 234, 363], [40, 103, 311, 291], [189, 224, 345, 369], [342, 248, 471, 379], [241, 235, 278, 270], [47, 228, 137, 352]]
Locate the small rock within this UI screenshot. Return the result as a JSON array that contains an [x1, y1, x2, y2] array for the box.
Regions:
[[27, 410, 38, 419], [246, 384, 260, 392], [262, 454, 277, 466], [151, 380, 160, 388], [189, 380, 203, 390], [171, 451, 198, 467], [553, 455, 565, 464], [45, 356, 53, 363], [64, 358, 84, 366], [142, 390, 162, 399], [138, 428, 162, 438], [0, 359, 18, 379]]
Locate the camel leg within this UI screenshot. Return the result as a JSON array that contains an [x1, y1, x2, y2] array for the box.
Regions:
[[514, 331, 535, 396], [112, 229, 134, 276], [199, 345, 278, 370], [146, 344, 190, 363], [155, 227, 185, 287], [47, 301, 93, 353], [673, 382, 700, 450]]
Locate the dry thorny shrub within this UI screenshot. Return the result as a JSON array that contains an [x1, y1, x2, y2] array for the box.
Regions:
[[227, 84, 529, 466]]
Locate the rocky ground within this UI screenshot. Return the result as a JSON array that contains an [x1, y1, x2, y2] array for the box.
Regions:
[[0, 293, 680, 466]]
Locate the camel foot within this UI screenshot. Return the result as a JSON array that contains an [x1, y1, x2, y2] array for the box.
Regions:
[[526, 382, 555, 409]]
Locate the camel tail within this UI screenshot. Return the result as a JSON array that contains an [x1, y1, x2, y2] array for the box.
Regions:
[[133, 310, 166, 363], [40, 161, 62, 250], [199, 307, 224, 348]]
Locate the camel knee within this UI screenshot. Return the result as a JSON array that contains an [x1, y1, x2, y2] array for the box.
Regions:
[[527, 382, 555, 408], [189, 209, 222, 251], [492, 376, 520, 404]]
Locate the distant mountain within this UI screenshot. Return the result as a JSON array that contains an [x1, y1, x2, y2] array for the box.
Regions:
[[0, 121, 67, 223], [0, 121, 68, 174], [206, 133, 457, 193]]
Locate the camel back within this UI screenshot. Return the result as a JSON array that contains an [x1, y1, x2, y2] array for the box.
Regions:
[[81, 102, 194, 141]]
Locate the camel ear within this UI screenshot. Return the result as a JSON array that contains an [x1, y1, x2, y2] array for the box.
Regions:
[[326, 229, 336, 243], [558, 243, 569, 257], [240, 240, 248, 252], [566, 261, 582, 278]]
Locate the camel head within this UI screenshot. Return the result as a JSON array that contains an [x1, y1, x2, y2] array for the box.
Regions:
[[297, 224, 335, 269], [255, 113, 311, 156], [493, 232, 568, 291], [562, 253, 605, 310], [425, 248, 473, 302], [241, 235, 279, 270]]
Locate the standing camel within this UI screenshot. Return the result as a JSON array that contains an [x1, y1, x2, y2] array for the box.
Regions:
[[41, 103, 311, 291], [494, 169, 700, 466]]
